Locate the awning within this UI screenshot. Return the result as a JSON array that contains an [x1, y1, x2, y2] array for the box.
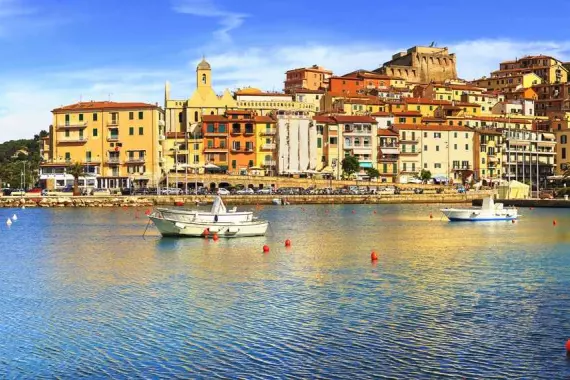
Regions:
[[542, 133, 555, 140], [380, 148, 399, 155], [320, 166, 334, 173], [352, 148, 372, 155], [359, 162, 373, 168]]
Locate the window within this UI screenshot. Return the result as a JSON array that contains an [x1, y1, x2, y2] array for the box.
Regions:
[[194, 155, 199, 163], [434, 163, 441, 168], [330, 137, 337, 145], [436, 145, 440, 151], [194, 143, 199, 150], [399, 117, 406, 123], [129, 112, 134, 120], [561, 135, 567, 144], [65, 114, 70, 125], [139, 127, 144, 135], [383, 163, 388, 173], [387, 120, 391, 126], [129, 127, 134, 135], [92, 113, 98, 121], [79, 113, 83, 122], [219, 124, 227, 133], [178, 112, 183, 122], [93, 128, 98, 137], [194, 111, 199, 122], [424, 163, 427, 169], [454, 132, 458, 138], [429, 106, 433, 111], [86, 151, 91, 161], [465, 133, 468, 138], [482, 158, 486, 164], [248, 160, 254, 167], [232, 160, 237, 169], [424, 132, 427, 138], [434, 132, 441, 138], [232, 141, 240, 150], [465, 144, 469, 150], [202, 74, 207, 84], [317, 137, 322, 148], [424, 145, 427, 151], [65, 129, 70, 137], [454, 144, 457, 150], [65, 152, 71, 161], [138, 111, 143, 120]]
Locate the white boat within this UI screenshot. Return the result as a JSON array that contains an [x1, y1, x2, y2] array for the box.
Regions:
[[149, 196, 269, 237], [441, 197, 518, 221], [272, 198, 290, 205]]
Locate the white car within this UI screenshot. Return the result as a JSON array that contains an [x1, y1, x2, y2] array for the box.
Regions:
[[217, 188, 230, 195], [256, 188, 272, 194], [236, 188, 254, 195], [407, 178, 423, 184]]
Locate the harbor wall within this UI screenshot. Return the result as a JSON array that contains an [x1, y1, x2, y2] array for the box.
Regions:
[[0, 191, 494, 208]]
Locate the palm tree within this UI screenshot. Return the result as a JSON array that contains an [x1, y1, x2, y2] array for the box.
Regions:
[[67, 162, 84, 196]]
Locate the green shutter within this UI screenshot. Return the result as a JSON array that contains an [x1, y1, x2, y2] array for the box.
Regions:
[[93, 128, 98, 137], [129, 127, 134, 135], [138, 111, 143, 120], [139, 127, 143, 135]]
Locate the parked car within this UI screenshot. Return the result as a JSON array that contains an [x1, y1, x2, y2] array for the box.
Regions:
[[256, 188, 273, 194], [407, 178, 423, 184], [236, 188, 254, 195], [217, 188, 230, 195]]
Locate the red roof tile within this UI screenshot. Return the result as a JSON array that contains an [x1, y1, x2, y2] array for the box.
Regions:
[[370, 111, 392, 117], [377, 129, 398, 136], [392, 111, 423, 117], [254, 115, 276, 123], [52, 101, 159, 112], [332, 115, 377, 123], [313, 116, 336, 123], [202, 115, 228, 122]]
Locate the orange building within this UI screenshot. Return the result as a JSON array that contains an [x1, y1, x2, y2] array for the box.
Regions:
[[227, 110, 257, 174], [329, 70, 405, 95], [284, 65, 333, 91]]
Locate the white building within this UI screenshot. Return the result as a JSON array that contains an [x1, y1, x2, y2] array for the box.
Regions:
[[276, 110, 317, 174]]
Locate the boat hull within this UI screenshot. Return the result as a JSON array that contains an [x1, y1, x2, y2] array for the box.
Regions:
[[149, 215, 269, 238], [441, 208, 518, 221]]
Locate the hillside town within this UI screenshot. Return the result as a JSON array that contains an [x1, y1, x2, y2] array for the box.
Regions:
[[38, 45, 567, 192]]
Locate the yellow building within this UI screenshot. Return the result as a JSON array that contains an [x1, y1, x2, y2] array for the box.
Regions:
[[471, 72, 543, 94], [405, 98, 482, 117], [474, 129, 502, 182], [235, 88, 316, 115], [494, 55, 568, 84], [421, 82, 486, 101], [460, 92, 504, 115], [255, 115, 278, 175], [337, 98, 387, 115], [40, 101, 164, 190]]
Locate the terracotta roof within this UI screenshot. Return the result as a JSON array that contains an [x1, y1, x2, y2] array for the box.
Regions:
[[404, 97, 480, 107], [202, 115, 228, 122], [430, 83, 486, 92], [370, 111, 392, 117], [291, 88, 325, 94], [332, 115, 377, 123], [52, 101, 159, 112], [476, 129, 502, 135], [313, 116, 336, 123], [340, 98, 386, 105], [235, 90, 291, 97], [226, 110, 253, 115], [377, 129, 398, 136], [254, 115, 276, 123], [394, 123, 473, 132]]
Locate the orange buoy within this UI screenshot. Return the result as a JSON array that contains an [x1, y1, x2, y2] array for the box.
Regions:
[[285, 239, 291, 247], [263, 245, 270, 253], [565, 339, 570, 354], [144, 209, 151, 216], [213, 233, 219, 241], [203, 228, 210, 238], [511, 219, 515, 224], [553, 220, 557, 226], [175, 201, 184, 207], [429, 213, 433, 219], [371, 251, 378, 261]]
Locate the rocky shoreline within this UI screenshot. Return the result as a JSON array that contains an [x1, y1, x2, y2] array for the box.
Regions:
[[0, 191, 494, 208]]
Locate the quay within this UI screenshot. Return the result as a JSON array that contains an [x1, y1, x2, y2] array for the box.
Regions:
[[472, 198, 570, 208], [0, 191, 493, 208]]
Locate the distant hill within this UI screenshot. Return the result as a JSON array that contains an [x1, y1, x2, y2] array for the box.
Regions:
[[0, 130, 48, 188]]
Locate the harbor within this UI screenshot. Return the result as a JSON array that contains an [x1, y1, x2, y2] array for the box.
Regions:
[[0, 204, 569, 378]]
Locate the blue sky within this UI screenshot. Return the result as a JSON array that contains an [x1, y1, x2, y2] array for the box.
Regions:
[[2, 0, 570, 141]]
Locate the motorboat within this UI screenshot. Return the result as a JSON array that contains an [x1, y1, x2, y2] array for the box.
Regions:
[[272, 198, 290, 206], [441, 196, 518, 221], [149, 196, 269, 237]]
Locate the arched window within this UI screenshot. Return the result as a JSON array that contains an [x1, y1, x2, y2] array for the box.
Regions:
[[202, 74, 207, 84], [194, 111, 198, 122]]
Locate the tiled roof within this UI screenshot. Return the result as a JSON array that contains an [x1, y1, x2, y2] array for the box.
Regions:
[[404, 97, 480, 107], [202, 115, 228, 122], [370, 111, 392, 117], [52, 101, 159, 112], [392, 111, 423, 117], [377, 129, 398, 136], [333, 115, 377, 123], [254, 115, 276, 123], [313, 116, 336, 123]]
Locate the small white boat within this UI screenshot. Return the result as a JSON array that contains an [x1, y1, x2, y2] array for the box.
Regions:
[[149, 196, 268, 237], [441, 197, 518, 221], [272, 198, 290, 205]]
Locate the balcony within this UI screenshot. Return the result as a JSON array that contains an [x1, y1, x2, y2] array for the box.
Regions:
[[204, 146, 228, 153], [343, 128, 372, 135], [84, 158, 101, 164], [452, 165, 473, 171], [263, 160, 276, 166], [231, 146, 242, 152], [400, 169, 419, 174], [107, 157, 121, 165], [399, 138, 419, 144], [158, 120, 165, 127], [204, 130, 227, 136], [126, 157, 146, 164], [378, 155, 398, 162], [244, 129, 255, 136], [399, 149, 420, 155], [107, 135, 120, 142], [107, 120, 119, 126], [244, 146, 255, 153], [261, 129, 276, 135], [58, 137, 88, 144], [230, 128, 242, 135], [57, 122, 87, 129], [262, 143, 276, 150]]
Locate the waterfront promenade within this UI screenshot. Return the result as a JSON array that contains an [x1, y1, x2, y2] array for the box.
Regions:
[[0, 191, 494, 207]]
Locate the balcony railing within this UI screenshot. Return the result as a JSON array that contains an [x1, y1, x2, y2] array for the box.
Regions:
[[107, 135, 119, 142], [262, 143, 276, 150], [107, 120, 119, 126], [230, 128, 242, 135], [107, 157, 121, 164], [204, 146, 228, 152], [399, 149, 420, 155], [231, 146, 241, 152], [204, 130, 227, 136], [344, 128, 372, 135], [244, 129, 255, 135], [244, 146, 255, 152], [378, 155, 398, 162], [452, 165, 472, 170], [261, 129, 276, 135], [126, 157, 146, 164], [58, 137, 88, 144], [399, 138, 419, 144], [263, 160, 276, 166], [57, 122, 87, 129]]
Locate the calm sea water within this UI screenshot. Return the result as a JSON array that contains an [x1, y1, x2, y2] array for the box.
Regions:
[[1, 203, 570, 379]]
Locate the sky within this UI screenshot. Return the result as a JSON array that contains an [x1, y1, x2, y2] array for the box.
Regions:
[[2, 0, 570, 141]]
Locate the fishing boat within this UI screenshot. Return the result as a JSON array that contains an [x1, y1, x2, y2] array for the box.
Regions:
[[149, 196, 269, 237], [441, 196, 518, 221]]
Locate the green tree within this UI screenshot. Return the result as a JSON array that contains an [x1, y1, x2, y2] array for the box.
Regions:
[[419, 169, 432, 183], [67, 162, 84, 196], [341, 155, 360, 179], [365, 167, 380, 181]]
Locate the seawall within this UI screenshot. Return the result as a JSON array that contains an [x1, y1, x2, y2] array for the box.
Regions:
[[0, 191, 494, 208]]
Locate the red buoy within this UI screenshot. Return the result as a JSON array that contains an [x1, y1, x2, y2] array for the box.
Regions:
[[203, 228, 210, 238], [371, 251, 378, 261], [285, 239, 291, 247], [553, 220, 557, 226], [511, 219, 515, 224], [263, 245, 270, 253], [429, 213, 433, 219], [565, 339, 570, 354], [373, 210, 377, 214], [144, 209, 151, 216], [213, 233, 219, 241]]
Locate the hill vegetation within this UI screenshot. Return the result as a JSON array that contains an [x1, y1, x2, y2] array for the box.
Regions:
[[0, 130, 48, 188]]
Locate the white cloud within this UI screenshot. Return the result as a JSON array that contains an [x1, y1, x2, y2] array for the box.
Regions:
[[3, 38, 570, 142], [172, 0, 247, 43]]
